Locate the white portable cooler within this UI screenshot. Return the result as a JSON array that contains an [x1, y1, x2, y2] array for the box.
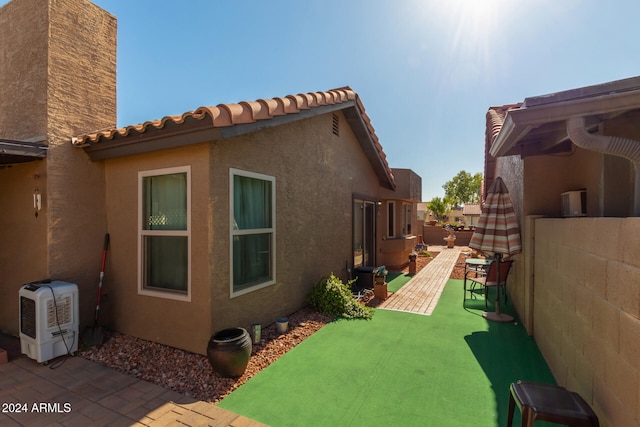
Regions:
[[19, 280, 79, 364]]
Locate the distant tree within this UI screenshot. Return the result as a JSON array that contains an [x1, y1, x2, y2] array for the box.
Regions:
[[443, 171, 482, 206], [426, 197, 449, 221]]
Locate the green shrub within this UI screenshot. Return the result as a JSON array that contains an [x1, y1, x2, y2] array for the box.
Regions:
[[308, 273, 373, 320]]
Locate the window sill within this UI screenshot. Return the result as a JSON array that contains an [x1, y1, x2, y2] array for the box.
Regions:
[[231, 279, 276, 298], [138, 288, 191, 302], [383, 235, 416, 241]]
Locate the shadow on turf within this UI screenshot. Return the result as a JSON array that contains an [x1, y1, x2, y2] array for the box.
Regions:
[[462, 290, 556, 426]]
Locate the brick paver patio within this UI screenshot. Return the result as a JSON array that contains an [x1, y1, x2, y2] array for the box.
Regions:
[[0, 355, 268, 426]]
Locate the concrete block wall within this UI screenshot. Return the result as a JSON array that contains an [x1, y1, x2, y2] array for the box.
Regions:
[[534, 217, 640, 427]]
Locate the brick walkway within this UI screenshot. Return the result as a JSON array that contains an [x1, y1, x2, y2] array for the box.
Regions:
[[379, 247, 462, 315]]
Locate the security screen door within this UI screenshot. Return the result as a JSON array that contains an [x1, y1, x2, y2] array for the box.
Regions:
[[353, 199, 375, 268]]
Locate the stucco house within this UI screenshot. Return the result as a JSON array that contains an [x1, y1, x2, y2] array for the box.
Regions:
[[485, 76, 640, 427], [461, 203, 482, 227], [0, 0, 421, 355], [378, 168, 422, 267]]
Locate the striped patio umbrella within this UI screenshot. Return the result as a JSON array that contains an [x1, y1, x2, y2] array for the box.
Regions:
[[469, 177, 521, 322]]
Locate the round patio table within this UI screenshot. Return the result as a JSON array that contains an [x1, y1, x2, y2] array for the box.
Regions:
[[463, 258, 492, 303], [464, 258, 491, 274]]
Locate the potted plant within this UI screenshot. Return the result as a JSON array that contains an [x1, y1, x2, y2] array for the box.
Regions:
[[373, 266, 387, 285], [443, 224, 456, 248], [373, 266, 388, 300]]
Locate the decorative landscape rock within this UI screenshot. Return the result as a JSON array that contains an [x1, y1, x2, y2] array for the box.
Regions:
[[79, 306, 331, 403]]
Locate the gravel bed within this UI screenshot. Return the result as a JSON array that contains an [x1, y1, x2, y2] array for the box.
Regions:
[[80, 306, 332, 403], [450, 252, 468, 280]]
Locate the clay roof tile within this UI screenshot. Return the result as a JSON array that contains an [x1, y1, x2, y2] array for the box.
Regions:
[[240, 101, 270, 121], [256, 98, 281, 116], [72, 86, 395, 188]]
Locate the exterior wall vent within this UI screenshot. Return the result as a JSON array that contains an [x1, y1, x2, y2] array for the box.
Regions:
[[332, 113, 340, 136]]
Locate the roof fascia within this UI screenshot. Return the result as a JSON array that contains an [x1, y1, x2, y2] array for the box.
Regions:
[[81, 125, 223, 161], [81, 102, 354, 161], [490, 88, 640, 157], [343, 106, 396, 190], [78, 96, 396, 191]]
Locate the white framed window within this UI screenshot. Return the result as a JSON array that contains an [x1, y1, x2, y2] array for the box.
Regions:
[[387, 201, 396, 238], [230, 168, 276, 297], [138, 166, 191, 301]]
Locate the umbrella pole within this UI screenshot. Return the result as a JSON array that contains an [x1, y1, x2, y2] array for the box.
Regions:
[[483, 253, 514, 322], [495, 254, 502, 315]]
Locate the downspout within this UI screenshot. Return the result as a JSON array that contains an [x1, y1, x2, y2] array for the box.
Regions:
[[566, 116, 640, 216]]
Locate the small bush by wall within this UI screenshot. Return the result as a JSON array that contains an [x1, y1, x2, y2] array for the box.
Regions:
[[308, 274, 373, 320]]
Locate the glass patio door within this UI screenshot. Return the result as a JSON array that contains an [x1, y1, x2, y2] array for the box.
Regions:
[[353, 199, 376, 268]]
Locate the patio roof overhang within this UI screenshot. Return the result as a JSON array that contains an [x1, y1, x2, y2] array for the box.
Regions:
[[0, 138, 47, 165], [490, 76, 640, 158]]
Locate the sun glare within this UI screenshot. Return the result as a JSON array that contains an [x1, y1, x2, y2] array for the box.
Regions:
[[446, 0, 505, 51], [409, 0, 516, 85]]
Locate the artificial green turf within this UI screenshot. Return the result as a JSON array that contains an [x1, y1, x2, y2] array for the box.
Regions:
[[218, 279, 556, 426], [385, 271, 413, 292]]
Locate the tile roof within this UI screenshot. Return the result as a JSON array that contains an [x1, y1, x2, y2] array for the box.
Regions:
[[483, 104, 522, 201], [462, 203, 482, 215], [73, 87, 395, 188], [486, 104, 522, 147]]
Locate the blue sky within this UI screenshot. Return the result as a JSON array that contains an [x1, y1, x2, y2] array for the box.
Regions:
[[5, 0, 640, 201]]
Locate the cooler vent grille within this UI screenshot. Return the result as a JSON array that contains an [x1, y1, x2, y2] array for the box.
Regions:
[[20, 296, 36, 339], [47, 296, 72, 328]]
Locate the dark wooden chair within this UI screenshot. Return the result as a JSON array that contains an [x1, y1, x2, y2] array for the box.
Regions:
[[463, 259, 513, 307], [508, 381, 599, 426]]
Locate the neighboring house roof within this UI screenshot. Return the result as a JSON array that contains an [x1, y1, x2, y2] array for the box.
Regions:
[[462, 203, 482, 216], [488, 76, 640, 158], [72, 86, 396, 190]]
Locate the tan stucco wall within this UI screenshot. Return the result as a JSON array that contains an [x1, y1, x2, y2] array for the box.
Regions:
[[380, 168, 421, 201], [0, 0, 50, 335], [0, 0, 115, 335], [45, 0, 115, 331], [0, 162, 49, 334], [497, 148, 604, 333], [534, 217, 640, 427], [103, 143, 211, 355], [495, 154, 523, 220], [0, 0, 48, 139], [523, 148, 602, 217], [100, 110, 383, 354], [209, 111, 382, 339]]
